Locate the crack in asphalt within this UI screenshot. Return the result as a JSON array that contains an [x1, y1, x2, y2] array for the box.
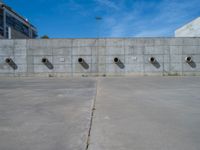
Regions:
[[85, 78, 99, 150]]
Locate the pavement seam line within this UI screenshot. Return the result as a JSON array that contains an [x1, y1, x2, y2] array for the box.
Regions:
[[85, 78, 99, 150]]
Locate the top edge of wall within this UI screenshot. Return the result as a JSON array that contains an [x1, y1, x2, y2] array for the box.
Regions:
[[1, 37, 200, 41]]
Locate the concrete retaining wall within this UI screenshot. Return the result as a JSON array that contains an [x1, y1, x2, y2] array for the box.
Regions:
[[0, 38, 200, 77]]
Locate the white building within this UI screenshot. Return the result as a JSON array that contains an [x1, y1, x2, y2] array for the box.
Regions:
[[175, 17, 200, 37]]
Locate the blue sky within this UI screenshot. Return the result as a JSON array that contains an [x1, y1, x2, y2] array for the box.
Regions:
[[3, 0, 200, 38]]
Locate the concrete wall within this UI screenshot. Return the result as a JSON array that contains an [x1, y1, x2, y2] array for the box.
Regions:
[[0, 38, 200, 77]]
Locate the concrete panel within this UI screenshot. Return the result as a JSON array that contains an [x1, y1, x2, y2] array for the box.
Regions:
[[72, 39, 96, 47], [13, 56, 27, 64], [90, 63, 99, 75], [106, 46, 125, 55], [144, 46, 163, 55], [125, 64, 144, 72], [144, 46, 169, 55], [91, 56, 98, 64], [170, 55, 182, 63], [32, 48, 53, 56], [26, 55, 34, 74], [94, 56, 106, 64], [106, 39, 124, 47], [95, 39, 106, 47], [73, 63, 92, 73], [169, 63, 182, 74], [125, 55, 144, 64], [182, 46, 200, 54], [53, 65, 72, 73], [14, 64, 27, 73], [125, 45, 144, 55], [170, 46, 183, 55], [144, 64, 163, 73], [33, 65, 54, 73], [0, 40, 14, 56], [28, 40, 53, 56], [50, 39, 72, 48], [13, 40, 27, 56], [92, 46, 106, 56], [53, 47, 71, 56], [163, 54, 170, 63], [97, 64, 106, 74], [72, 47, 92, 56], [182, 38, 200, 45], [28, 39, 54, 48], [0, 40, 14, 48], [191, 55, 200, 63], [168, 38, 184, 46], [93, 43, 106, 74], [0, 64, 14, 73], [53, 56, 71, 65], [163, 65, 170, 74], [106, 64, 125, 74], [125, 38, 155, 46], [154, 38, 170, 46]]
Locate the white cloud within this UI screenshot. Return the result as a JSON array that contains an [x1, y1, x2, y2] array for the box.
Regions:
[[95, 0, 119, 10], [100, 0, 200, 37]]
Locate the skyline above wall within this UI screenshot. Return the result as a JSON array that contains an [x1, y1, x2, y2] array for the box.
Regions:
[[3, 0, 200, 38]]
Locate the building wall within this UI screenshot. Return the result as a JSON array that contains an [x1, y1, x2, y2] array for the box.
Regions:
[[0, 38, 200, 77], [175, 17, 200, 37], [11, 27, 30, 39], [0, 3, 37, 39]]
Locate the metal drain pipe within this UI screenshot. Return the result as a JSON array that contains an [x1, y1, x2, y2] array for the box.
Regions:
[[5, 58, 13, 64], [42, 58, 49, 64], [185, 56, 192, 63], [113, 57, 120, 64], [5, 58, 17, 70], [78, 57, 85, 64], [149, 57, 156, 63]]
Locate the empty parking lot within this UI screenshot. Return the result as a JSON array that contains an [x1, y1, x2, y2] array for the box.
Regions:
[[0, 77, 200, 150]]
